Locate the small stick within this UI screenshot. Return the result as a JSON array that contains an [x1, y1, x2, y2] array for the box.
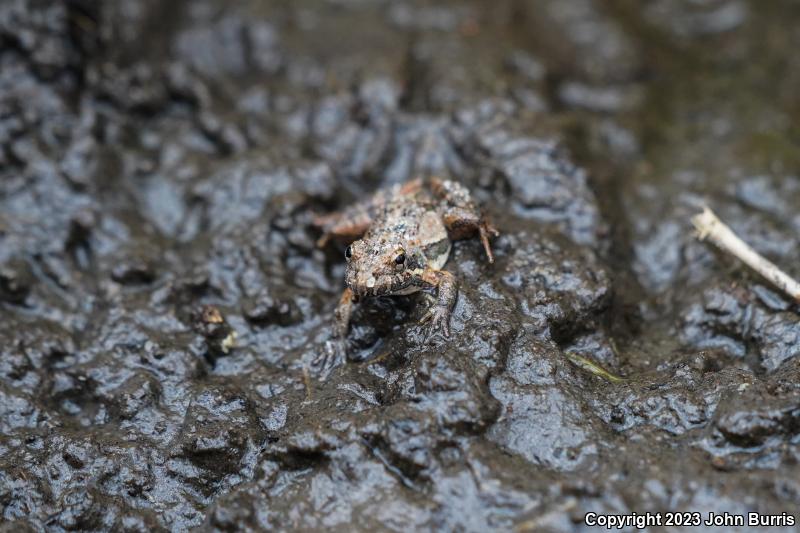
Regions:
[[302, 364, 313, 402], [691, 206, 800, 302], [565, 352, 624, 383]]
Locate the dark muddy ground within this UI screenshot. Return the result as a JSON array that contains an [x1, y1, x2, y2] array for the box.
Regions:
[[2, 0, 800, 531]]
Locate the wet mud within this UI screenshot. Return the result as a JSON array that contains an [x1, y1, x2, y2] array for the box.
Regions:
[[2, 0, 800, 531]]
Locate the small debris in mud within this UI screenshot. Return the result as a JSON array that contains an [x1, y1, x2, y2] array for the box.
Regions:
[[565, 352, 624, 383], [193, 305, 238, 359]]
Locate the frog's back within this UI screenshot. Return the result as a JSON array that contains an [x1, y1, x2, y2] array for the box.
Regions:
[[366, 191, 451, 269]]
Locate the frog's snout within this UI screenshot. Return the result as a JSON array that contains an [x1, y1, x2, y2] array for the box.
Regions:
[[344, 265, 366, 297], [344, 264, 386, 298]]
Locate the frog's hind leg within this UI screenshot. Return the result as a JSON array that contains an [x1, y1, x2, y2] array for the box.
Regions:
[[430, 177, 499, 263], [313, 180, 422, 247], [313, 206, 373, 247]]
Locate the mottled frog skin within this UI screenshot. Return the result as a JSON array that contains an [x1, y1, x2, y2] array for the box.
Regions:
[[315, 177, 498, 344]]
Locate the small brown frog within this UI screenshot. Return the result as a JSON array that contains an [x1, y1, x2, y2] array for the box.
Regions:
[[315, 177, 498, 344]]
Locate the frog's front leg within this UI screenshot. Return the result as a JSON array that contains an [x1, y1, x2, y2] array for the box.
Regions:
[[429, 177, 499, 263], [314, 287, 357, 372], [418, 269, 457, 338], [333, 287, 356, 338]]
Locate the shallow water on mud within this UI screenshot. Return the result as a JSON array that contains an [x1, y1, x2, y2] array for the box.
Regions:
[[2, 1, 800, 531]]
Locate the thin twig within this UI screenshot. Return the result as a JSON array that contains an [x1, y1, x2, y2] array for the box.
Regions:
[[692, 206, 800, 303], [565, 352, 624, 383], [302, 365, 313, 401]]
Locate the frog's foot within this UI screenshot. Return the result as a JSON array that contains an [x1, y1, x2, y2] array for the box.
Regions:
[[418, 268, 457, 339], [311, 213, 336, 248], [316, 232, 332, 248], [479, 220, 499, 263], [430, 177, 499, 263], [439, 207, 499, 264], [419, 304, 452, 339]]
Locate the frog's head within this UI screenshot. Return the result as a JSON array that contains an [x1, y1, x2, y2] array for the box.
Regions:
[[343, 238, 419, 298]]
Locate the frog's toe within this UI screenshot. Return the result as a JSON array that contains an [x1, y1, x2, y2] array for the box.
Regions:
[[420, 305, 451, 339], [482, 219, 499, 236], [479, 221, 499, 263], [437, 317, 452, 339], [418, 306, 435, 325], [315, 235, 328, 248]]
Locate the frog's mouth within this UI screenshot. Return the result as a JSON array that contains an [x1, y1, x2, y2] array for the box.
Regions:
[[347, 270, 413, 298]]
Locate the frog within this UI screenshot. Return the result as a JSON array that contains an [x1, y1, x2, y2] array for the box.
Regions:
[[314, 177, 498, 346]]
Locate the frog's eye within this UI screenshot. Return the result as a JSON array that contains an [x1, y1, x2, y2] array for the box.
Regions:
[[345, 246, 352, 260], [394, 251, 406, 265]]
